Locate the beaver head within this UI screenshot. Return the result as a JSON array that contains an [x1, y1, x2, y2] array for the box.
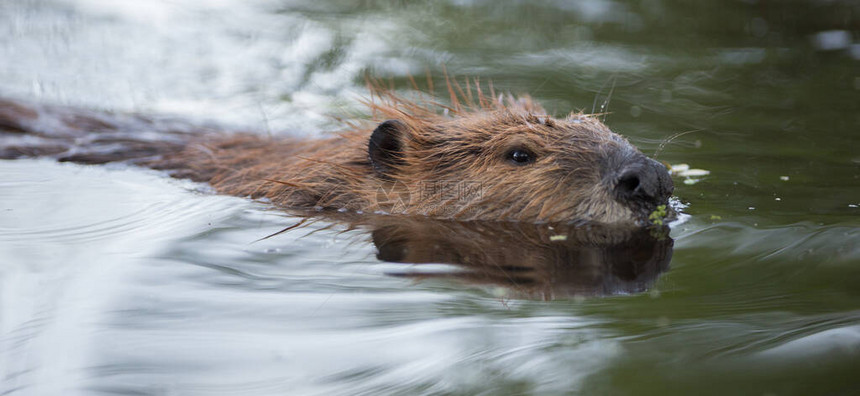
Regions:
[[365, 98, 673, 225]]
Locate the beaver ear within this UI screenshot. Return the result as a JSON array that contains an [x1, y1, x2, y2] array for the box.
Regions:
[[368, 119, 408, 176]]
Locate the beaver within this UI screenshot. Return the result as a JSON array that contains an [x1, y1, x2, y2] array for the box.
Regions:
[[0, 83, 673, 225]]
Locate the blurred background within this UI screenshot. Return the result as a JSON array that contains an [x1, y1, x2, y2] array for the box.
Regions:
[[1, 1, 858, 395]]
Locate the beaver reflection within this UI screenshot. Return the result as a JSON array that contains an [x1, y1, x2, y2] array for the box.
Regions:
[[306, 215, 673, 300]]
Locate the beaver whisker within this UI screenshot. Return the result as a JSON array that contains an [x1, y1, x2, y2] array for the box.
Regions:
[[653, 128, 702, 159], [591, 74, 617, 121], [253, 218, 308, 243]]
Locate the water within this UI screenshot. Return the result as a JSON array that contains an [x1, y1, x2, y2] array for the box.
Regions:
[[1, 0, 859, 394]]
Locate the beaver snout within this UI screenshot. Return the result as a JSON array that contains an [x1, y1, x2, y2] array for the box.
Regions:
[[613, 157, 674, 209]]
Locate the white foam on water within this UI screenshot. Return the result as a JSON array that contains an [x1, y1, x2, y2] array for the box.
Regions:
[[0, 0, 417, 136]]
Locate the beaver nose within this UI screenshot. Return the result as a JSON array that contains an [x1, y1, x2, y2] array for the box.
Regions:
[[614, 157, 673, 205]]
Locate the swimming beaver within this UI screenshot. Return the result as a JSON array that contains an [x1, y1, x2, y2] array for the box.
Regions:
[[0, 85, 673, 225]]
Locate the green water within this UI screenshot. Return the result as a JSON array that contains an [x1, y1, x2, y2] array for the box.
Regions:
[[1, 0, 859, 394]]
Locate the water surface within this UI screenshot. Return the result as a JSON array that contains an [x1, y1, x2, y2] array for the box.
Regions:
[[1, 0, 859, 394]]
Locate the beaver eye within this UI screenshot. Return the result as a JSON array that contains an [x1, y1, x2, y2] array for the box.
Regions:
[[507, 149, 535, 165]]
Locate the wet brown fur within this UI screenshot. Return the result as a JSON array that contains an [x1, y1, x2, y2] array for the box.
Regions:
[[1, 80, 651, 224]]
